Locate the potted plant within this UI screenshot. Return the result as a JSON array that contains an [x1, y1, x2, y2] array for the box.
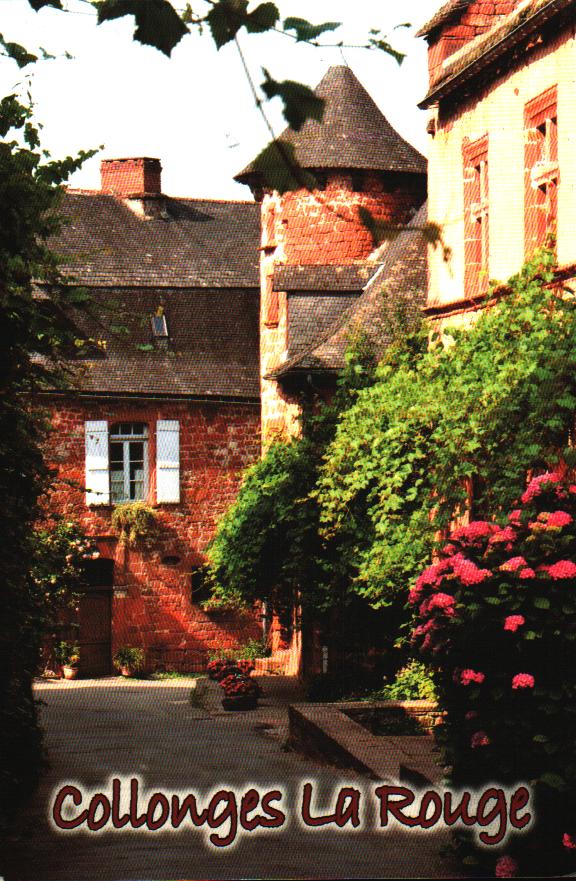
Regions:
[[113, 646, 145, 678], [219, 673, 260, 710], [54, 641, 80, 680]]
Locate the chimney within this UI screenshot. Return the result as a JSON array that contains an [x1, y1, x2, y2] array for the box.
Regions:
[[100, 157, 162, 197]]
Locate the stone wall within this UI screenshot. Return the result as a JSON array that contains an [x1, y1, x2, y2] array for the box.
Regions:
[[45, 396, 262, 671]]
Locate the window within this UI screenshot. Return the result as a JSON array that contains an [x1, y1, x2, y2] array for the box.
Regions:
[[463, 135, 489, 297], [85, 419, 180, 506], [525, 86, 558, 255], [110, 422, 148, 503]]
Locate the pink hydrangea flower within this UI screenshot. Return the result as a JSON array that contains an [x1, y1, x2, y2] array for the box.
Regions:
[[471, 730, 490, 748], [460, 669, 485, 686], [521, 471, 563, 504], [563, 833, 576, 850], [504, 615, 525, 632], [410, 559, 451, 604], [541, 560, 576, 580], [547, 510, 573, 528], [451, 553, 491, 585], [512, 673, 535, 690], [519, 567, 536, 579], [488, 526, 517, 545], [508, 509, 522, 526], [465, 710, 478, 720], [500, 556, 527, 573], [495, 855, 519, 878], [427, 592, 456, 612], [451, 521, 500, 546]]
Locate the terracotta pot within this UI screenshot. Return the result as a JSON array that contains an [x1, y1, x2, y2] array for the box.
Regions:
[[62, 665, 79, 680], [221, 694, 258, 711]]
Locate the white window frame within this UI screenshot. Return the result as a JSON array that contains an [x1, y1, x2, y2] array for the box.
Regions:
[[109, 422, 149, 504]]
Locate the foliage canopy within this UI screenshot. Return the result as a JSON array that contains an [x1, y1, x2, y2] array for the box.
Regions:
[[209, 250, 576, 635]]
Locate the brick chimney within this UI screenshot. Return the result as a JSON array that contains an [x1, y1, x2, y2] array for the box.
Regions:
[[100, 157, 162, 197]]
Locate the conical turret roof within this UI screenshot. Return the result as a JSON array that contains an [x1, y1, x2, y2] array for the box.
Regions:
[[236, 65, 426, 184]]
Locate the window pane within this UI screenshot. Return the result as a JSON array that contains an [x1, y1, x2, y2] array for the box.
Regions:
[[110, 442, 123, 465], [111, 473, 125, 503]]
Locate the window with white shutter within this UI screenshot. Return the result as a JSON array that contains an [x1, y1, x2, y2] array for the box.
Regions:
[[85, 420, 110, 506], [109, 422, 148, 503], [156, 420, 180, 503]]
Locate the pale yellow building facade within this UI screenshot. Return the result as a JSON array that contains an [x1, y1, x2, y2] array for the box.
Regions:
[[420, 0, 576, 322]]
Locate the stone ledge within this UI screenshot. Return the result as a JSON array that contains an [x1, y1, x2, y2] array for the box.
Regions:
[[288, 701, 445, 785]]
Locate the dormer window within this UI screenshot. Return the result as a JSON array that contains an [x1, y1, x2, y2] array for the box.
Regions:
[[151, 312, 168, 338], [151, 310, 169, 349]]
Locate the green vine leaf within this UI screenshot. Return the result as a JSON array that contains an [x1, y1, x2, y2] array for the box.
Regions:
[[0, 35, 38, 68], [282, 17, 341, 42], [248, 139, 316, 193], [245, 2, 279, 34], [27, 0, 63, 8], [95, 0, 188, 56], [261, 69, 324, 131], [206, 0, 248, 48]]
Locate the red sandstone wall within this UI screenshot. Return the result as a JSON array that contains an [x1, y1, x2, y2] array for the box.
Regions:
[[258, 171, 425, 446], [100, 158, 162, 197], [46, 396, 262, 671], [281, 172, 423, 264]]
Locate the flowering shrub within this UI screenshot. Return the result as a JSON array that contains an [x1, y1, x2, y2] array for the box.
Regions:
[[219, 674, 260, 699], [412, 473, 576, 876], [207, 659, 240, 681]]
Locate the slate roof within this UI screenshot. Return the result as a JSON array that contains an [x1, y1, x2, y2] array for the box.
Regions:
[[416, 1, 471, 37], [288, 293, 360, 360], [272, 202, 428, 377], [47, 191, 261, 399], [53, 193, 260, 288], [64, 286, 260, 400], [273, 264, 372, 292], [236, 66, 427, 183]]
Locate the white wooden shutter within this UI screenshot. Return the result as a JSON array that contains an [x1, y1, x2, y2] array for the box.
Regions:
[[85, 420, 110, 506], [156, 420, 180, 503]]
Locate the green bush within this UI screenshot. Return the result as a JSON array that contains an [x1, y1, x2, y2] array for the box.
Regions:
[[376, 660, 437, 701]]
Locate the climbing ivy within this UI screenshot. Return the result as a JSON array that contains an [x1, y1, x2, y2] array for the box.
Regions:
[[210, 249, 576, 637], [317, 248, 576, 605], [207, 325, 380, 615]]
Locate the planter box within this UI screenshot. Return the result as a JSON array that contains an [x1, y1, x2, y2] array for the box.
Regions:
[[221, 694, 258, 711]]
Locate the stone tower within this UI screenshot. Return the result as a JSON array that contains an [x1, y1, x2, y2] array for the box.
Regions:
[[236, 65, 427, 444]]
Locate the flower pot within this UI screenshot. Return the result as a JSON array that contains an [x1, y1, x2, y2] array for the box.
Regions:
[[221, 694, 258, 711], [120, 666, 134, 677], [62, 665, 79, 680]]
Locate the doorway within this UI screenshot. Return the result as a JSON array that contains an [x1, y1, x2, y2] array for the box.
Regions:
[[79, 558, 114, 676]]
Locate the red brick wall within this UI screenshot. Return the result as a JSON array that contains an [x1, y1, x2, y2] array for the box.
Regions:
[[281, 171, 425, 264], [427, 1, 522, 84], [100, 158, 162, 197], [46, 396, 262, 671]]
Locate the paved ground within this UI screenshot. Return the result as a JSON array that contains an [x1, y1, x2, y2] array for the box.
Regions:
[[2, 677, 456, 881]]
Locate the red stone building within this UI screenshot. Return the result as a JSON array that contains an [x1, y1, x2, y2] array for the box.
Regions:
[[45, 66, 430, 678], [45, 159, 262, 674], [233, 66, 428, 676]]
